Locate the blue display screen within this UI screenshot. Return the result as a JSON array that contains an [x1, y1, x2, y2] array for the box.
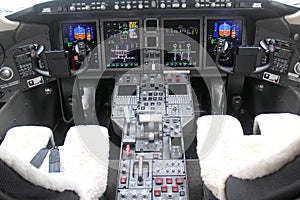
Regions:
[[62, 23, 97, 52], [206, 19, 243, 67]]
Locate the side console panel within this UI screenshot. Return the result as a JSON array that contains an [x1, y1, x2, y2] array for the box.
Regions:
[[253, 18, 300, 87], [0, 32, 53, 99]]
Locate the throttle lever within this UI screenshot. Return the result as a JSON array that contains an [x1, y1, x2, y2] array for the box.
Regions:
[[138, 156, 143, 184]]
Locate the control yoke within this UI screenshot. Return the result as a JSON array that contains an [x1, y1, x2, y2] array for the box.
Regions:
[[30, 42, 90, 78], [215, 38, 275, 74]]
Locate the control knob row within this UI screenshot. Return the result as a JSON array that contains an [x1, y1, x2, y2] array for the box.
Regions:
[[161, 3, 186, 8], [114, 4, 143, 10], [112, 2, 186, 10], [69, 4, 106, 11], [195, 2, 232, 8]]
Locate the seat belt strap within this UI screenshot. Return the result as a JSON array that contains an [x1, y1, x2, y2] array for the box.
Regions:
[[49, 147, 60, 173], [30, 148, 50, 168]]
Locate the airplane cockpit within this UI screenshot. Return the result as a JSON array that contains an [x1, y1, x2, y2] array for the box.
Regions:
[[0, 0, 300, 199]]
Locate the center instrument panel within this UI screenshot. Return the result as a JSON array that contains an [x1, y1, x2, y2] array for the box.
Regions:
[[111, 71, 194, 200], [59, 17, 246, 72]]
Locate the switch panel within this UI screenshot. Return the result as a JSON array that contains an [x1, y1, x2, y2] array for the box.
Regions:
[[113, 72, 193, 200]]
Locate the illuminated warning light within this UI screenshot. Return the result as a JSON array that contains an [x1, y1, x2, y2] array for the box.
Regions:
[[129, 21, 138, 29]]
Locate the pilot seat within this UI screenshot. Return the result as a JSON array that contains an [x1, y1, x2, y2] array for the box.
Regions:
[[0, 125, 109, 200], [197, 113, 300, 200]]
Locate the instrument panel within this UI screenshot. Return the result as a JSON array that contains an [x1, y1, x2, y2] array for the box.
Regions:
[[103, 20, 141, 68], [163, 20, 201, 68], [206, 18, 243, 67], [59, 17, 245, 72], [62, 22, 98, 70]]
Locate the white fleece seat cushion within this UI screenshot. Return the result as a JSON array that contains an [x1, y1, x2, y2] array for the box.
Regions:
[[0, 125, 109, 200], [197, 114, 300, 200], [41, 125, 110, 200], [254, 113, 300, 136], [197, 115, 244, 159], [0, 126, 54, 162]]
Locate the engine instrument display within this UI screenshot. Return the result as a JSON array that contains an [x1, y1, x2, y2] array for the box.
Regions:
[[103, 20, 140, 68], [164, 20, 200, 67], [206, 19, 243, 66]]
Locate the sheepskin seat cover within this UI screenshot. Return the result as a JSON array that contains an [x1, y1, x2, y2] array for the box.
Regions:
[[197, 114, 300, 200], [0, 126, 54, 162], [0, 125, 109, 200]]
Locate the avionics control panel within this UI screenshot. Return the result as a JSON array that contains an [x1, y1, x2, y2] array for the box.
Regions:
[[111, 71, 194, 200]]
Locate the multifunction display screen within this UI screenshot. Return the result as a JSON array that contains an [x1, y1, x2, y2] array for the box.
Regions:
[[206, 19, 243, 66], [62, 23, 97, 52], [164, 20, 200, 67], [103, 20, 140, 68]]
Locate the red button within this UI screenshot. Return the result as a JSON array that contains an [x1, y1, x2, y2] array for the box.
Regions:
[[176, 78, 180, 82], [155, 177, 163, 185], [154, 190, 161, 197], [125, 144, 131, 156], [153, 154, 159, 159], [176, 177, 184, 185], [166, 178, 173, 184], [167, 78, 172, 82], [120, 176, 127, 184], [161, 186, 168, 193], [172, 186, 179, 192]]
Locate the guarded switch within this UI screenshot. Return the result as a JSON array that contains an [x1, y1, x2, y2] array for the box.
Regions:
[[120, 176, 127, 184]]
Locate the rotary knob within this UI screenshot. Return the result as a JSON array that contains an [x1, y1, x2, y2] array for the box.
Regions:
[[211, 2, 216, 7], [100, 5, 106, 10], [182, 3, 187, 8], [85, 5, 91, 10], [195, 2, 200, 8], [0, 67, 13, 81], [69, 5, 76, 11], [294, 62, 300, 75], [126, 4, 131, 9], [138, 3, 143, 9], [226, 2, 232, 7], [160, 3, 166, 8], [114, 4, 120, 10]]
